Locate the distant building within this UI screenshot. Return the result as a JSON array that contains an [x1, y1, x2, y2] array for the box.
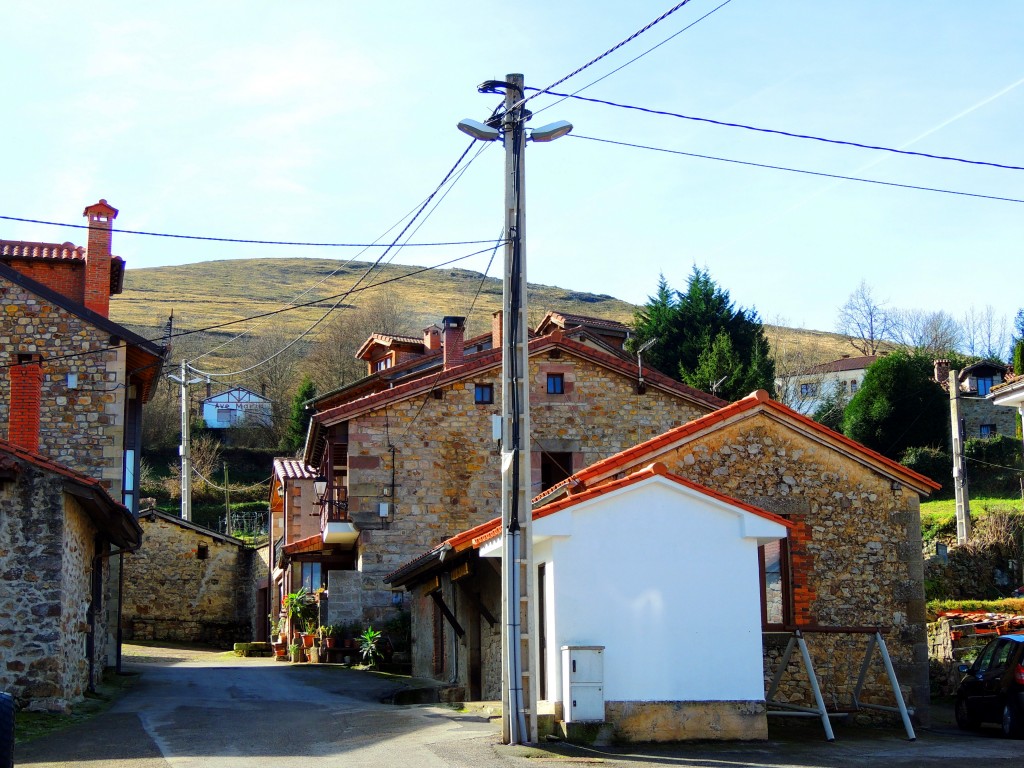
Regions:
[[935, 359, 1016, 440], [201, 386, 272, 429], [775, 355, 876, 415]]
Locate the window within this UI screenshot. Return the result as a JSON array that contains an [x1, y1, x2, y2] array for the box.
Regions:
[[300, 561, 323, 592], [474, 383, 494, 404], [980, 424, 997, 438], [850, 380, 858, 394], [540, 451, 573, 491], [216, 408, 232, 423], [374, 356, 393, 372], [546, 373, 565, 395], [977, 376, 994, 396], [759, 540, 791, 627], [799, 382, 817, 397]]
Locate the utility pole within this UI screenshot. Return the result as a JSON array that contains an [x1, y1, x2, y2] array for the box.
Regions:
[[223, 461, 231, 535], [458, 73, 572, 746], [168, 360, 205, 522], [949, 369, 971, 544]]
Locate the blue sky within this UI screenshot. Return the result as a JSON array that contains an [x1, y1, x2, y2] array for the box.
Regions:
[[2, 1, 1022, 335]]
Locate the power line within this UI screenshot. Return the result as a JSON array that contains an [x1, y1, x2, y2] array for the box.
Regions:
[[570, 134, 1024, 205], [534, 92, 1024, 172], [0, 214, 497, 248], [517, 0, 697, 109], [0, 245, 505, 372], [530, 0, 734, 118]]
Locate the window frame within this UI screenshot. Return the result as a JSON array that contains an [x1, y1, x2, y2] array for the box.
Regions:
[[474, 383, 494, 405], [546, 373, 565, 395], [758, 539, 792, 629]]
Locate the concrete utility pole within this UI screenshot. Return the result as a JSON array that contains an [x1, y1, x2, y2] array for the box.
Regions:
[[168, 360, 206, 521], [458, 72, 572, 746], [949, 369, 972, 543]]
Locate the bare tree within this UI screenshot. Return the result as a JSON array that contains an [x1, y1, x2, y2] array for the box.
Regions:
[[892, 309, 962, 357], [304, 289, 414, 394], [961, 305, 1009, 361], [236, 331, 309, 447], [836, 281, 896, 355]]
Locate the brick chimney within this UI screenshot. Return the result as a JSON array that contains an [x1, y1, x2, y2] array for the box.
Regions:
[[934, 359, 950, 384], [423, 325, 441, 352], [9, 355, 42, 451], [442, 316, 466, 370], [491, 310, 503, 350], [82, 199, 118, 317]]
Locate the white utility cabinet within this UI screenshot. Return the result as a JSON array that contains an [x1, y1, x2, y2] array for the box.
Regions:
[[561, 645, 605, 722]]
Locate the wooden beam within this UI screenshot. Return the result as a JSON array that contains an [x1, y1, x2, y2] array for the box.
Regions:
[[430, 591, 465, 638]]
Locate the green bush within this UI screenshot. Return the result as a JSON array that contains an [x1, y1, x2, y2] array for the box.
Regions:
[[964, 435, 1024, 496], [901, 445, 952, 498]]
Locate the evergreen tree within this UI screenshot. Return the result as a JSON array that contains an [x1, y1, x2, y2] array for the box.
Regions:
[[842, 351, 947, 459], [282, 375, 316, 454], [630, 267, 776, 401]]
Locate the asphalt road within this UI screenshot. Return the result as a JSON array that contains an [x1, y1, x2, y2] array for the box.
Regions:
[[13, 649, 1024, 767]]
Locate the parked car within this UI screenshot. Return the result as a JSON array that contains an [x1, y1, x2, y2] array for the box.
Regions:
[[955, 633, 1024, 738]]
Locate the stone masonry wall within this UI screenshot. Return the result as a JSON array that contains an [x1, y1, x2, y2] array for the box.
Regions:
[[122, 516, 254, 647], [343, 350, 713, 628], [0, 282, 127, 497], [0, 463, 107, 711], [959, 396, 1016, 442], [611, 417, 930, 724]]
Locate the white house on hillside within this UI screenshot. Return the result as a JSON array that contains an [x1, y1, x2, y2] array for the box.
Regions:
[[201, 387, 272, 429], [775, 355, 876, 415]]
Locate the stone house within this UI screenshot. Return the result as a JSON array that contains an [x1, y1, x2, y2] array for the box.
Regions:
[[935, 359, 1017, 440], [988, 374, 1024, 424], [387, 390, 941, 735], [295, 311, 724, 631], [121, 508, 259, 646], [0, 437, 142, 711], [0, 199, 165, 513]]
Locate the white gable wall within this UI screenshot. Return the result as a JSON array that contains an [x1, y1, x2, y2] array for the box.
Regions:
[[532, 477, 783, 706]]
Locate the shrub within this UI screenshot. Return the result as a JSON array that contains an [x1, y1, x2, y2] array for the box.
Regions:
[[901, 446, 952, 498]]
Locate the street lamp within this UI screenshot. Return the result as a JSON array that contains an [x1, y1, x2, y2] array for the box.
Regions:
[[458, 74, 572, 746]]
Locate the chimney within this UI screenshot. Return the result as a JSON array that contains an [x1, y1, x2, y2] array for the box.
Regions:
[[423, 325, 441, 352], [934, 359, 950, 384], [442, 316, 466, 370], [82, 199, 118, 318], [9, 354, 42, 452], [491, 310, 503, 350]]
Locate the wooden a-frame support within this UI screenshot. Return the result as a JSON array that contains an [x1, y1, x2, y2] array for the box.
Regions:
[[764, 627, 916, 742]]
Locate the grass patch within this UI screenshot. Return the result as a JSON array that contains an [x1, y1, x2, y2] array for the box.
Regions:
[[14, 672, 138, 745], [926, 597, 1024, 621], [920, 496, 1024, 543]]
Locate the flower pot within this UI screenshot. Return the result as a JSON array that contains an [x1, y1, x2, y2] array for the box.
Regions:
[[325, 638, 336, 649], [301, 633, 316, 648]]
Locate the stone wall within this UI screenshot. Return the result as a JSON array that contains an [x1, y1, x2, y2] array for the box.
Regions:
[[344, 350, 713, 628], [0, 463, 108, 711], [0, 282, 127, 497], [608, 416, 930, 724], [960, 396, 1017, 442], [122, 513, 255, 647]]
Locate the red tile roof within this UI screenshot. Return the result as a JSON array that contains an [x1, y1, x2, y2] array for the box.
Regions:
[[273, 458, 317, 481], [534, 389, 941, 504], [283, 533, 324, 555], [792, 355, 877, 375], [385, 461, 791, 584]]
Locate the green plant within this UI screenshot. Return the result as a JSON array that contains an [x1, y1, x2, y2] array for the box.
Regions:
[[304, 618, 319, 635], [283, 587, 315, 629], [359, 626, 383, 667], [320, 624, 336, 638]]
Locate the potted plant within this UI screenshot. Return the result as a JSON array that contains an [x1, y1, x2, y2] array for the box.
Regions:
[[287, 642, 302, 663], [283, 587, 314, 641], [359, 626, 383, 668], [321, 624, 337, 649], [301, 618, 318, 649]]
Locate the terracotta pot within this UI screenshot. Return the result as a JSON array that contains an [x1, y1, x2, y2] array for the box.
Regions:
[[325, 638, 336, 649], [301, 633, 316, 648]]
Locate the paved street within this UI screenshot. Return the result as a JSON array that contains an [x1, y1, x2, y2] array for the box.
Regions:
[[13, 647, 1024, 767]]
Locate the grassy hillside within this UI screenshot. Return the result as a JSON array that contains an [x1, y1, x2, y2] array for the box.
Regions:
[[111, 257, 855, 371]]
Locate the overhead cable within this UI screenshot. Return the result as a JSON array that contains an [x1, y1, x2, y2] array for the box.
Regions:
[[535, 92, 1024, 171], [570, 134, 1024, 205]]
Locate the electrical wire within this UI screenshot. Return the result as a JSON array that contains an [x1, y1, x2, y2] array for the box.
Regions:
[[534, 91, 1024, 171], [190, 468, 272, 492], [516, 0, 697, 110], [189, 138, 486, 379], [570, 134, 1024, 205], [0, 214, 497, 248], [966, 455, 1024, 475], [529, 0, 733, 118], [0, 245, 504, 371]]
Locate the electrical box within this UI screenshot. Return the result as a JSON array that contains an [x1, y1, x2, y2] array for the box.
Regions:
[[378, 502, 391, 518], [561, 645, 605, 723]]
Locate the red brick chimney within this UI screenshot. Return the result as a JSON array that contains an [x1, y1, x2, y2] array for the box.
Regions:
[[9, 355, 42, 452], [82, 199, 118, 317], [423, 325, 441, 352], [442, 316, 466, 370], [491, 310, 503, 350]]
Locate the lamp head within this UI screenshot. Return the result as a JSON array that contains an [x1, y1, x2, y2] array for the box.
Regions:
[[530, 120, 573, 143], [457, 119, 500, 142]]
